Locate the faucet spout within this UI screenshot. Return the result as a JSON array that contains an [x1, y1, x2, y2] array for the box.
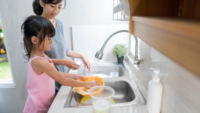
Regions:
[[95, 50, 103, 60], [100, 30, 129, 52], [95, 30, 129, 60]]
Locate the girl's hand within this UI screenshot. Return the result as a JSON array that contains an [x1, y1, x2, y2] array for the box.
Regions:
[[64, 59, 79, 70], [81, 56, 91, 71], [85, 81, 100, 89]]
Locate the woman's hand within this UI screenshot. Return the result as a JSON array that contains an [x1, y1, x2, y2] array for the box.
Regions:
[[64, 59, 79, 70], [71, 74, 85, 80], [81, 56, 91, 71], [66, 50, 91, 71]]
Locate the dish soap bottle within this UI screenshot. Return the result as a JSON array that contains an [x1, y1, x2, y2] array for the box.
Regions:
[[146, 68, 163, 113]]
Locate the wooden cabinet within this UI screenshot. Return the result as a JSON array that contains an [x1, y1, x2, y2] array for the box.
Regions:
[[128, 0, 200, 77]]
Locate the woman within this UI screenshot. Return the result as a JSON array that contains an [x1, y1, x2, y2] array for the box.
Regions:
[[32, 0, 91, 95]]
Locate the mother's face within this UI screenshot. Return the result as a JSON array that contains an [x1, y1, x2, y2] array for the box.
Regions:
[[40, 0, 63, 19]]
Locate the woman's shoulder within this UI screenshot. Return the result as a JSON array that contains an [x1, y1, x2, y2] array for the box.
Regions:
[[55, 18, 63, 26]]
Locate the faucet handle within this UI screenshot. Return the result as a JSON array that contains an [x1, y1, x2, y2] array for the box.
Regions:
[[133, 58, 143, 67]]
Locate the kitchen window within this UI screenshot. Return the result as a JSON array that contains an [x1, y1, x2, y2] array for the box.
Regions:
[[129, 35, 141, 62], [113, 0, 129, 21], [0, 16, 15, 88], [125, 35, 141, 75]]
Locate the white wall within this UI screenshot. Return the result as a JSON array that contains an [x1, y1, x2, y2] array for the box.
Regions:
[[0, 0, 128, 113], [138, 40, 200, 113], [72, 24, 129, 62], [57, 0, 128, 50]]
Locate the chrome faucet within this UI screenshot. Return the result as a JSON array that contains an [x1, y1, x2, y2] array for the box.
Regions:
[[95, 30, 143, 66]]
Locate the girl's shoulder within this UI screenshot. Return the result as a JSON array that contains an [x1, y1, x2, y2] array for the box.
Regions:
[[30, 56, 52, 68], [30, 56, 48, 70], [30, 56, 48, 63], [30, 55, 52, 63]]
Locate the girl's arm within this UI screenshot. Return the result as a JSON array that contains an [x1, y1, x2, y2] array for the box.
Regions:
[[67, 50, 91, 71], [51, 59, 79, 70], [32, 58, 98, 88]]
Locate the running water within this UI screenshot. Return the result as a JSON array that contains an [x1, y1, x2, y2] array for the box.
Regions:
[[85, 57, 100, 81], [90, 57, 100, 74]]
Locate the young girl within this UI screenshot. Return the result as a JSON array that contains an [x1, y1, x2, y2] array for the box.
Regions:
[[32, 0, 92, 95], [22, 15, 98, 113]]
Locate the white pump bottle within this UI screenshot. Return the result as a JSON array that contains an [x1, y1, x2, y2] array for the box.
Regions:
[[146, 68, 163, 113]]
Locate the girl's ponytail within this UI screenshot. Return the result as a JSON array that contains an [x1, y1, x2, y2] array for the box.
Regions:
[[23, 36, 32, 60], [32, 0, 43, 15]]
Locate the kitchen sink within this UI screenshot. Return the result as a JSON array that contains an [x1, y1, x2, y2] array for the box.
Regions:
[[66, 80, 135, 107], [64, 63, 146, 108]]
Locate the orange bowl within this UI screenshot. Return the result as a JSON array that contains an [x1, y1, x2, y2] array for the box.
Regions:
[[74, 76, 105, 96]]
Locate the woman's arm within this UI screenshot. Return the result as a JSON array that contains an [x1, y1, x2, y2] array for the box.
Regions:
[[32, 58, 98, 88], [67, 50, 91, 70], [51, 59, 79, 69], [66, 50, 83, 59], [59, 71, 85, 80]]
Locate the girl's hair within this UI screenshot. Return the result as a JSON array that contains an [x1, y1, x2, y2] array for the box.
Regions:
[[21, 15, 55, 60], [33, 0, 66, 15]]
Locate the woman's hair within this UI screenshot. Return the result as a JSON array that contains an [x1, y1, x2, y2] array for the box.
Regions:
[[21, 15, 55, 60], [33, 0, 66, 15]]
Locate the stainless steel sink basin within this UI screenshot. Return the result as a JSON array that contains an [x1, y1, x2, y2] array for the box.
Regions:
[[105, 80, 135, 103], [64, 63, 146, 108]]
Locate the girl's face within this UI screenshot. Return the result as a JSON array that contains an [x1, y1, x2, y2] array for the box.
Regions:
[[39, 36, 53, 51], [41, 0, 63, 19]]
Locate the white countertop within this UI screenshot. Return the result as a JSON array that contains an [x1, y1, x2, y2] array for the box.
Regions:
[[48, 67, 148, 113]]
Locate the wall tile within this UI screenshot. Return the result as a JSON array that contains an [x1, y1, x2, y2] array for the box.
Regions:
[[138, 40, 200, 113]]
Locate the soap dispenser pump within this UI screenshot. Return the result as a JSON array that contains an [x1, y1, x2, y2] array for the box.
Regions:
[[146, 68, 163, 113]]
